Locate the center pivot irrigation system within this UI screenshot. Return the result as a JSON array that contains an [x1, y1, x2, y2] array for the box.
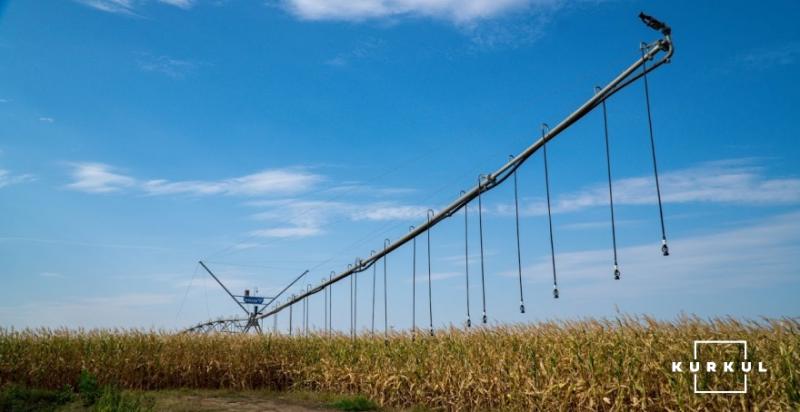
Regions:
[[184, 13, 675, 336]]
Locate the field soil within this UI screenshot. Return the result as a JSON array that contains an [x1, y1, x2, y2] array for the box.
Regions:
[[149, 390, 336, 411]]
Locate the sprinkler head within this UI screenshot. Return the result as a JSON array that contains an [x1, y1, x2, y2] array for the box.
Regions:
[[613, 265, 621, 280], [661, 240, 670, 256], [466, 317, 471, 328], [482, 313, 488, 324], [520, 304, 526, 314], [429, 328, 435, 336], [553, 288, 559, 299]]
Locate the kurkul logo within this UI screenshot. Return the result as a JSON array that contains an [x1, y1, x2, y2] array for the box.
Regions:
[[671, 340, 767, 394]]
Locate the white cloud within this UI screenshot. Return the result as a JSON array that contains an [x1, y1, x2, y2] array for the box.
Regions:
[[246, 157, 798, 240], [38, 117, 55, 123], [65, 162, 322, 196], [39, 272, 66, 278], [0, 169, 35, 188], [507, 211, 800, 297], [228, 170, 321, 196], [66, 162, 136, 193], [281, 0, 548, 23], [495, 159, 800, 216], [143, 169, 322, 196], [63, 163, 421, 239]]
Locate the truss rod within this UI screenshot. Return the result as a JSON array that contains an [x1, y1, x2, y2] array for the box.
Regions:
[[256, 269, 309, 315], [199, 261, 249, 315]]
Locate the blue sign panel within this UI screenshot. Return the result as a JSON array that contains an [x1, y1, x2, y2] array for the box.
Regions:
[[243, 296, 264, 304]]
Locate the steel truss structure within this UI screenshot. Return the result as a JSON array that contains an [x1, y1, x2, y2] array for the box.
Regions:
[[184, 317, 257, 334]]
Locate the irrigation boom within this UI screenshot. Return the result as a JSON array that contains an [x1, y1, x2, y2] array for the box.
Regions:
[[185, 13, 674, 335], [255, 13, 675, 324]]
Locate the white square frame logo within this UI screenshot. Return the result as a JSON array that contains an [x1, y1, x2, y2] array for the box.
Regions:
[[693, 340, 747, 394]]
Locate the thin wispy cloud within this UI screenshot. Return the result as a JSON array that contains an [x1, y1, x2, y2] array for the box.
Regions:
[[560, 219, 642, 231], [0, 292, 178, 329], [0, 236, 171, 252], [74, 0, 137, 15], [73, 0, 195, 15], [157, 0, 195, 9], [465, 8, 553, 50], [249, 199, 341, 239], [438, 250, 497, 267], [229, 242, 270, 251], [174, 272, 257, 293], [249, 199, 429, 239], [495, 159, 800, 216], [250, 226, 323, 239], [325, 38, 384, 67], [38, 117, 55, 123], [738, 42, 800, 70], [0, 169, 35, 188], [136, 53, 200, 78], [321, 184, 415, 196], [84, 292, 176, 306], [350, 204, 429, 221], [2, 266, 282, 329], [65, 162, 322, 196], [411, 271, 461, 283], [144, 169, 323, 196]]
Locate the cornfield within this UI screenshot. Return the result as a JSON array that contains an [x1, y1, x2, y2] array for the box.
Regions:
[[1, 316, 798, 410]]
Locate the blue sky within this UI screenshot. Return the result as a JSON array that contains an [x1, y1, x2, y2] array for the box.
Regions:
[[1, 0, 798, 331]]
